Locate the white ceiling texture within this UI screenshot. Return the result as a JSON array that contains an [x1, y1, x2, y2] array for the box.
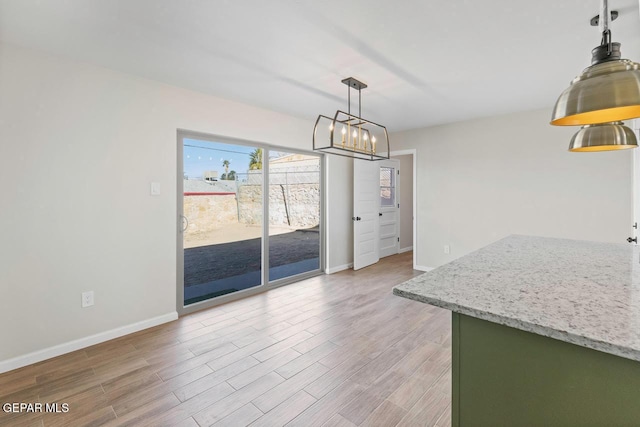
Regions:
[[1, 0, 639, 131]]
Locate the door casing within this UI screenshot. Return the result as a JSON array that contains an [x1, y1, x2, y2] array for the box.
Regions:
[[379, 159, 400, 258]]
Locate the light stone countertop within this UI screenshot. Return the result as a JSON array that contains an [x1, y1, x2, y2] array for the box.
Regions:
[[393, 235, 640, 362]]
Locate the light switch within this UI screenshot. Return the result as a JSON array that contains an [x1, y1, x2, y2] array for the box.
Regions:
[[150, 182, 161, 196]]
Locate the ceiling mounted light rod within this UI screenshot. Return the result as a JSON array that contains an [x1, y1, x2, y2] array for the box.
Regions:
[[313, 77, 389, 161], [598, 0, 613, 60], [600, 0, 609, 32], [591, 0, 620, 63], [598, 0, 609, 34], [344, 77, 365, 119]]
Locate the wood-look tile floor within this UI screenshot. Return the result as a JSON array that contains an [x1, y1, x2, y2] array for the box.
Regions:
[[0, 252, 452, 427]]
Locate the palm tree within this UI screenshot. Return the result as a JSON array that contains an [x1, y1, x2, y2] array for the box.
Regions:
[[222, 159, 230, 175], [227, 170, 236, 180], [249, 148, 262, 170]]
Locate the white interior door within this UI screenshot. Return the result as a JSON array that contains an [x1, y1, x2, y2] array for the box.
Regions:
[[353, 160, 379, 270], [379, 159, 400, 258]]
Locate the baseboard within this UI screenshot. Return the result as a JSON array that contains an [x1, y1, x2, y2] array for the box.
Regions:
[[414, 265, 434, 272], [0, 311, 178, 374], [399, 246, 413, 254], [325, 263, 353, 274]]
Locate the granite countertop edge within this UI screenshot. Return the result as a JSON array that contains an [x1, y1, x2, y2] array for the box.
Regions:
[[392, 286, 640, 362]]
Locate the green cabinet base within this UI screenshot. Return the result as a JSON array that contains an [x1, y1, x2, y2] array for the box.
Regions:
[[452, 313, 640, 427]]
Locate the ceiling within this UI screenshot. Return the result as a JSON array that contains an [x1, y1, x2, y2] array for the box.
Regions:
[[1, 0, 639, 131]]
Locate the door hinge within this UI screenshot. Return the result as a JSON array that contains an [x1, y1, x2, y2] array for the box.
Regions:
[[397, 203, 400, 208], [397, 237, 400, 242], [397, 170, 400, 175]]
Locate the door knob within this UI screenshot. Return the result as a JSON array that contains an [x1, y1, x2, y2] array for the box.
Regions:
[[352, 216, 361, 221], [379, 213, 383, 216], [627, 237, 637, 243]]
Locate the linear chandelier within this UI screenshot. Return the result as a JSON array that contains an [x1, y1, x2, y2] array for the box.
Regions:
[[551, 0, 639, 152], [313, 77, 389, 161]]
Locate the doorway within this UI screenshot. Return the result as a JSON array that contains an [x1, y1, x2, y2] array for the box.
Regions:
[[177, 131, 324, 314], [353, 150, 417, 270], [391, 149, 417, 269]]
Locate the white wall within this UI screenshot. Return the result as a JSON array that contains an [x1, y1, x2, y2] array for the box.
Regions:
[[0, 43, 352, 369], [392, 154, 413, 251], [392, 108, 633, 269]]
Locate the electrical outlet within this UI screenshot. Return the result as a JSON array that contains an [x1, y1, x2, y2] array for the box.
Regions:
[[82, 291, 94, 308], [444, 245, 451, 254]]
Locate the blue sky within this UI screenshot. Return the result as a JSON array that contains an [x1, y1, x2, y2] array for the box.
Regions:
[[183, 138, 255, 179]]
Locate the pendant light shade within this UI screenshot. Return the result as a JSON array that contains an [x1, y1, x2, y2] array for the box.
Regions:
[[568, 122, 638, 152], [551, 53, 640, 126]]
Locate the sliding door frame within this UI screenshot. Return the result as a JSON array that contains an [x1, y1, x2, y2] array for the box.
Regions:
[[176, 129, 325, 316]]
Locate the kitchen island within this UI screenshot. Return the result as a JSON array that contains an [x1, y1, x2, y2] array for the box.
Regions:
[[393, 235, 640, 426]]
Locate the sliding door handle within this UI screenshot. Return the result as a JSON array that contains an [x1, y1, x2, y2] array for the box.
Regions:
[[180, 215, 189, 233]]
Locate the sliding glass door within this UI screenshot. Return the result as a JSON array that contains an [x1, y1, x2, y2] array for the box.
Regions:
[[178, 133, 323, 313], [181, 139, 263, 306], [268, 151, 321, 281]]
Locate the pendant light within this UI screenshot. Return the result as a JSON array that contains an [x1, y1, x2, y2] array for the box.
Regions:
[[551, 0, 640, 126], [313, 77, 390, 161], [568, 122, 638, 152]]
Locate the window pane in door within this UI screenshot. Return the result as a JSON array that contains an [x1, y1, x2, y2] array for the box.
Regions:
[[268, 151, 321, 281], [183, 140, 262, 305], [380, 166, 395, 206]]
